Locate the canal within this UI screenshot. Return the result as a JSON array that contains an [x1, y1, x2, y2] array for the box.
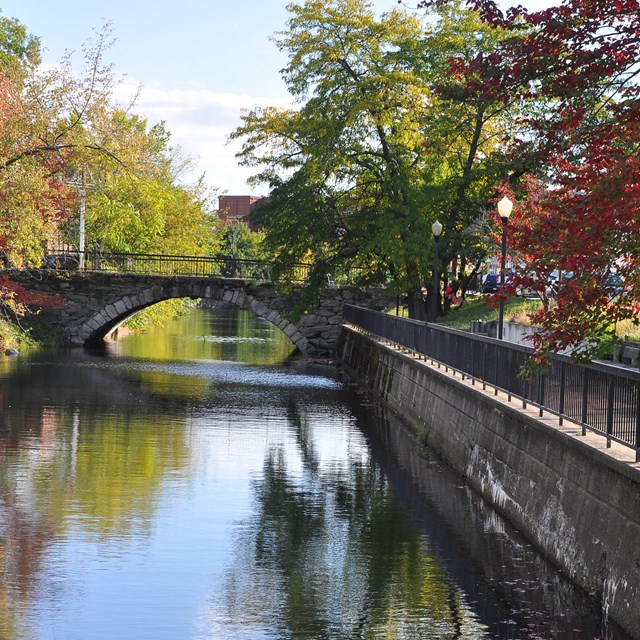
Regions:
[[0, 307, 631, 639]]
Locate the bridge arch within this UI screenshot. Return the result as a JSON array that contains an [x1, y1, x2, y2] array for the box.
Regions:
[[68, 280, 314, 355], [9, 270, 393, 355]]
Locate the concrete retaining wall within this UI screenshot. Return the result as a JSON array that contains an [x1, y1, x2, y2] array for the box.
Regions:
[[337, 326, 640, 639]]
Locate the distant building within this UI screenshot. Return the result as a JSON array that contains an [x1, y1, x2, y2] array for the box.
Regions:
[[217, 195, 269, 231]]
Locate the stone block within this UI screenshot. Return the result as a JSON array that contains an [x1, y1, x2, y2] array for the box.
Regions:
[[299, 314, 320, 326], [310, 337, 330, 351], [300, 324, 326, 334], [622, 346, 640, 367], [266, 310, 281, 324], [254, 302, 268, 317], [283, 324, 297, 337]]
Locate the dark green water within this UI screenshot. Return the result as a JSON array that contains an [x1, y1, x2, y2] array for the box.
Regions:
[[0, 308, 629, 639]]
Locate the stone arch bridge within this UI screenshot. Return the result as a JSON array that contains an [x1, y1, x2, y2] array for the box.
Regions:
[[12, 270, 393, 356]]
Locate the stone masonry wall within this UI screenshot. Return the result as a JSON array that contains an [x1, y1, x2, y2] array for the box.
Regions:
[[9, 270, 393, 356]]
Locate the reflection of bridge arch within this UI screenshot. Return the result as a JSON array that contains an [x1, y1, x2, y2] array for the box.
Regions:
[[69, 279, 314, 354]]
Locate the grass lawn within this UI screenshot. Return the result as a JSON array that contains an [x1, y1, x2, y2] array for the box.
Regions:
[[435, 294, 640, 342], [434, 295, 542, 330]]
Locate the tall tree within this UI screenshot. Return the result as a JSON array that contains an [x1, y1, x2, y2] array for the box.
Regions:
[[61, 110, 215, 256], [232, 0, 519, 319], [0, 16, 216, 342]]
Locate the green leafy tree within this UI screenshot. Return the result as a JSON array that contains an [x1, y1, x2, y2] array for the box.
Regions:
[[63, 111, 216, 256], [0, 16, 217, 342], [209, 222, 269, 278], [232, 0, 520, 319]]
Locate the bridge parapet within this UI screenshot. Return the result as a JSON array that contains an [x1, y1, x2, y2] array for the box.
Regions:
[[10, 270, 393, 356]]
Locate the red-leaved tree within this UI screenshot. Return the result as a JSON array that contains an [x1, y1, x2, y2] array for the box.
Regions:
[[422, 0, 640, 360]]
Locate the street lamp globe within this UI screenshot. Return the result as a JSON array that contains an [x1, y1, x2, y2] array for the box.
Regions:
[[432, 220, 443, 237], [497, 195, 513, 221]]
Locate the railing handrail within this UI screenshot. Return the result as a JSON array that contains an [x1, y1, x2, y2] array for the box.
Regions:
[[40, 249, 315, 283], [343, 304, 640, 460], [351, 305, 640, 382]]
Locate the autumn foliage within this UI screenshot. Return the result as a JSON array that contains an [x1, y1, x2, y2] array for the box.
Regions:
[[0, 276, 63, 313], [421, 0, 640, 358], [0, 18, 215, 340]]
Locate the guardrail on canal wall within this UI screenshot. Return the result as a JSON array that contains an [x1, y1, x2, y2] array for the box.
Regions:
[[343, 305, 640, 458], [337, 316, 640, 639]]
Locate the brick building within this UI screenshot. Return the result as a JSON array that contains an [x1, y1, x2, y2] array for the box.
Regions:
[[217, 195, 269, 231]]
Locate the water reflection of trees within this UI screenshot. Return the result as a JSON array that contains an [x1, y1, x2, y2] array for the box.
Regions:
[[0, 307, 297, 638], [113, 308, 296, 366], [218, 403, 487, 639], [0, 398, 190, 638], [354, 404, 630, 640]]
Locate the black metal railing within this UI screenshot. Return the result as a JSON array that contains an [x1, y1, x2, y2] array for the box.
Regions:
[[42, 250, 312, 283], [344, 304, 640, 461]]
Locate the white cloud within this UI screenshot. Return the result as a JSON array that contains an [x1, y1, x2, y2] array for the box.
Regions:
[[115, 79, 293, 196]]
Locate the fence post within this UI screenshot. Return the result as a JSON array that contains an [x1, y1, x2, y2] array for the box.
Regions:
[[559, 362, 566, 426], [538, 371, 545, 417], [581, 367, 589, 436], [470, 340, 475, 385], [494, 344, 499, 396], [635, 381, 640, 463], [606, 376, 614, 449], [482, 341, 487, 391], [507, 349, 513, 402]]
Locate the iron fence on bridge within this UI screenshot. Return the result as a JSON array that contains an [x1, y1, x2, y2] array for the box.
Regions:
[[344, 304, 640, 461], [43, 250, 312, 283]]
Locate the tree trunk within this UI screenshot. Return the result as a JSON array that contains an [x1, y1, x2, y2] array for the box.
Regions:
[[407, 289, 428, 321]]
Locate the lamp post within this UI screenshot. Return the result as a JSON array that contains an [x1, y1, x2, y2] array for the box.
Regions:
[[68, 165, 92, 270], [497, 195, 513, 340], [431, 220, 443, 321]]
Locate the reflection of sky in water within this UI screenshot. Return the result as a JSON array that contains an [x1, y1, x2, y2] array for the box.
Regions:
[[116, 360, 342, 390], [25, 357, 342, 391], [172, 334, 272, 344]]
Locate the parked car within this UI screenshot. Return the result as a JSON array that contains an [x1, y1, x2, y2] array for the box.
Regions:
[[481, 273, 500, 293], [603, 273, 625, 297]]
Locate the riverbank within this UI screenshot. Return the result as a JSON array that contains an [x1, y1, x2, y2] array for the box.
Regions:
[[337, 325, 640, 639], [0, 315, 31, 354]]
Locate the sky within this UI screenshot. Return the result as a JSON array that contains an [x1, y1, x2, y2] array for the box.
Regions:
[[1, 0, 552, 201]]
